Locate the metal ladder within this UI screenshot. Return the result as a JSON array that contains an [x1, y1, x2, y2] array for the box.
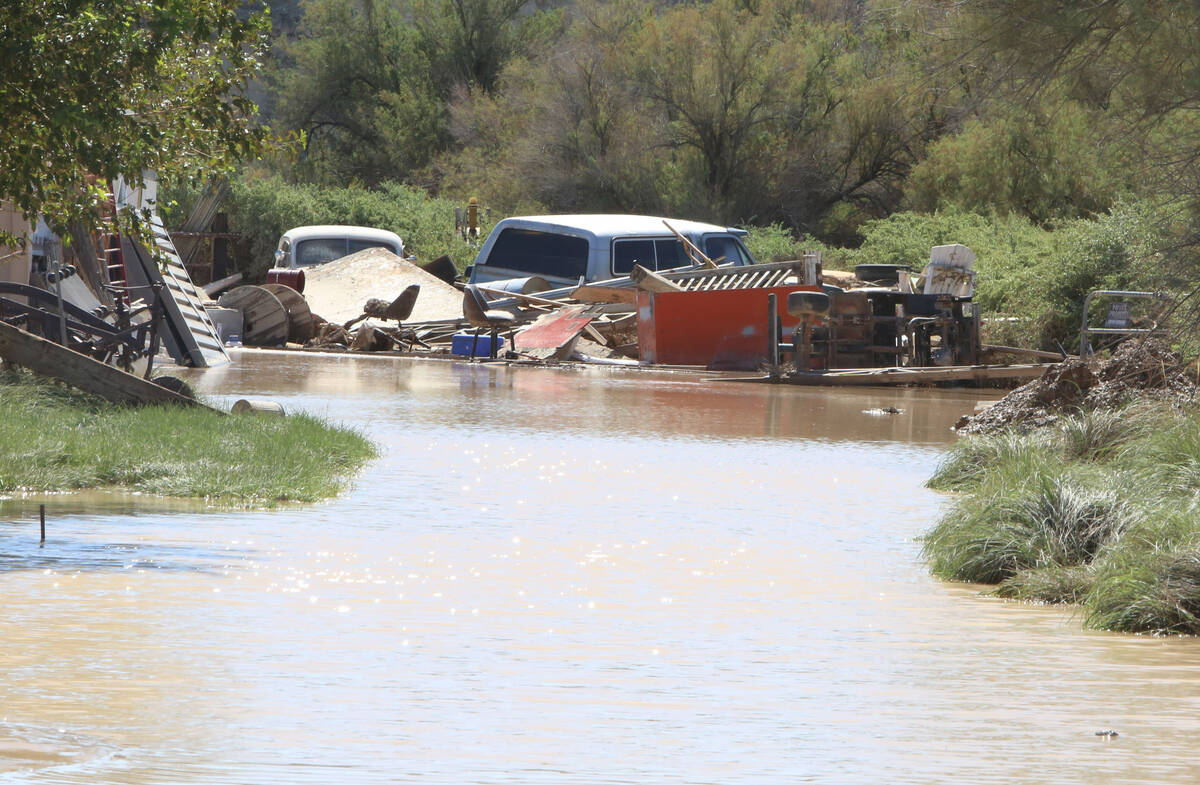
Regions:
[[121, 214, 228, 368]]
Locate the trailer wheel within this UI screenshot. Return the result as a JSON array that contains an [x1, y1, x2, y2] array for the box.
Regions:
[[153, 375, 195, 399]]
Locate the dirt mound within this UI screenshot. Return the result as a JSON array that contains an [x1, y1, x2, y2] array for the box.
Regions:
[[301, 247, 464, 324], [958, 339, 1197, 434]]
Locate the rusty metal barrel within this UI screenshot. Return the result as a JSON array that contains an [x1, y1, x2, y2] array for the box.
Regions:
[[265, 268, 306, 293]]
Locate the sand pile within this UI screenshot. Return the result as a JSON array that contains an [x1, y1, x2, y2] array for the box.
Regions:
[[958, 339, 1197, 434], [302, 247, 464, 324]]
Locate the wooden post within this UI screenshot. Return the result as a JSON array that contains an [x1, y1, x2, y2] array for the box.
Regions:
[[767, 293, 779, 375], [39, 504, 45, 545]]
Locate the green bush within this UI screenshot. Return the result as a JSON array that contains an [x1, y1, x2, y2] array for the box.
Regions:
[[165, 174, 488, 281], [742, 223, 834, 265]]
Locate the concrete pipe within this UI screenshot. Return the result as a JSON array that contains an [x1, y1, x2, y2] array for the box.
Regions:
[[231, 399, 287, 416]]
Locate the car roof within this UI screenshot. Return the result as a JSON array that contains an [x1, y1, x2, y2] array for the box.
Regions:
[[280, 225, 403, 244], [495, 214, 746, 239]]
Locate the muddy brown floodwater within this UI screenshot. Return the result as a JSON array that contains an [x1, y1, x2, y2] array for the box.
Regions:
[[2, 350, 1198, 783]]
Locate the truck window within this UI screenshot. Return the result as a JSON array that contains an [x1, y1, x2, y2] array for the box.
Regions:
[[613, 239, 655, 275], [487, 228, 589, 279], [704, 236, 749, 265], [614, 238, 692, 274], [294, 238, 348, 267], [654, 239, 690, 270]]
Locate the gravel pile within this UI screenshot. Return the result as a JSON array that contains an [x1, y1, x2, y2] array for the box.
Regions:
[[958, 339, 1197, 434]]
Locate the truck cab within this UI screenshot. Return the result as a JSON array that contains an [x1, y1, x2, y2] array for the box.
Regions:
[[466, 215, 755, 289]]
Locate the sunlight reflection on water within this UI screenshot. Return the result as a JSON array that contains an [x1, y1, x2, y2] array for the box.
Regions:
[[1, 352, 1197, 784]]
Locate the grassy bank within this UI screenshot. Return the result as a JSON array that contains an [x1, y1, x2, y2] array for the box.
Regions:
[[923, 403, 1200, 634], [0, 370, 377, 506]]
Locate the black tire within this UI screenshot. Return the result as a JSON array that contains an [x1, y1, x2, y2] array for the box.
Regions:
[[153, 375, 195, 399], [787, 291, 830, 318]]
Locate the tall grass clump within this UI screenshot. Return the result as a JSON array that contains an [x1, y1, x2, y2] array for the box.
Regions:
[[924, 473, 1127, 585], [925, 402, 1200, 634], [0, 370, 377, 506], [1124, 415, 1200, 495], [1086, 552, 1200, 634], [927, 429, 1054, 491], [1052, 406, 1150, 461]]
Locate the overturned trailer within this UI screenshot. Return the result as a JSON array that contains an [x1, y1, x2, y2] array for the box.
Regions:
[[755, 244, 1047, 386]]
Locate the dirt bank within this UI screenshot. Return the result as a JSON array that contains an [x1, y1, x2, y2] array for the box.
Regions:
[[958, 339, 1197, 434]]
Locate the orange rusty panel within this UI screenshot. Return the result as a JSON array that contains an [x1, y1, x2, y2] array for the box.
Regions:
[[636, 285, 821, 369]]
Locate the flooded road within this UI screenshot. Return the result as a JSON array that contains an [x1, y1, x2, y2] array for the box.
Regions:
[[2, 351, 1198, 783]]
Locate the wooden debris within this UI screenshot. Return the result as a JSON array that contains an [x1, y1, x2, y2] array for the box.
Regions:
[[0, 320, 208, 408], [421, 255, 458, 285], [216, 285, 288, 347], [571, 285, 638, 305], [663, 220, 717, 269], [351, 325, 393, 352], [630, 264, 684, 293], [474, 284, 565, 310]]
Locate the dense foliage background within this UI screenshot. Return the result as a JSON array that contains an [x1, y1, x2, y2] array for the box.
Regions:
[[15, 0, 1192, 351]]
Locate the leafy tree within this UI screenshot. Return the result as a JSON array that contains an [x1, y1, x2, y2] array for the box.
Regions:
[[411, 0, 561, 95], [953, 0, 1200, 212], [0, 0, 269, 240], [904, 98, 1122, 223], [272, 0, 446, 185]]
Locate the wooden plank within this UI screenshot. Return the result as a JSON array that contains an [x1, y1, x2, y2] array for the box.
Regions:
[[570, 285, 638, 305], [475, 284, 566, 309], [513, 304, 594, 360], [662, 220, 717, 269], [582, 323, 609, 346], [983, 343, 1070, 361], [0, 321, 207, 407], [630, 264, 684, 293], [782, 363, 1050, 386]]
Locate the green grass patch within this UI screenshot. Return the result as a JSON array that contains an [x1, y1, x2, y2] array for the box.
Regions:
[[0, 370, 377, 506], [924, 402, 1200, 634]]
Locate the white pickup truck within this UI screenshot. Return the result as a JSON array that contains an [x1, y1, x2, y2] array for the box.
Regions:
[[465, 214, 756, 289]]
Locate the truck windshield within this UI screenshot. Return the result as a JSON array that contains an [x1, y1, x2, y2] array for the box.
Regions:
[[294, 238, 347, 267], [485, 228, 589, 280]]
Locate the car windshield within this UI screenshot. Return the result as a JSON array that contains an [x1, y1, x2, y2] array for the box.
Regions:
[[294, 238, 347, 267], [485, 228, 589, 279]]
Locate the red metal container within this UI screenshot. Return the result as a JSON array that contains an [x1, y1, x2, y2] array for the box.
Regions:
[[636, 284, 822, 370]]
